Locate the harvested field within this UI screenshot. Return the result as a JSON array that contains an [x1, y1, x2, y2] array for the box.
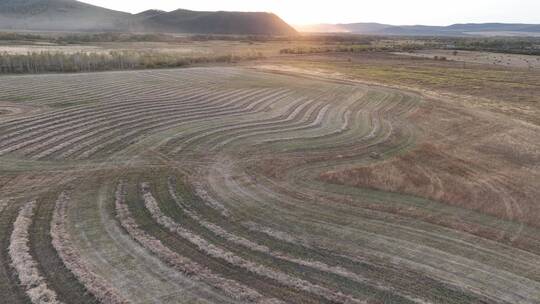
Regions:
[[9, 201, 62, 304], [0, 64, 539, 304], [0, 103, 40, 123], [395, 50, 540, 70]]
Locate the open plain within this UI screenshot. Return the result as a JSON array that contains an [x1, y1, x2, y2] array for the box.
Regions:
[[0, 50, 539, 304]]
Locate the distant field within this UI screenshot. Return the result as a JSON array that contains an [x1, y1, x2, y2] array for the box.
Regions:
[[466, 31, 540, 37], [0, 64, 539, 303], [395, 49, 540, 69], [0, 39, 329, 57], [260, 52, 540, 127]]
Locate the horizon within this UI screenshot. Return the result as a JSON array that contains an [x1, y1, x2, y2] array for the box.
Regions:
[[80, 0, 540, 26]]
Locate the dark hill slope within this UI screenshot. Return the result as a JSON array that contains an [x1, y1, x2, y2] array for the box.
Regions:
[[142, 9, 297, 35], [133, 9, 166, 20], [0, 1, 297, 35], [0, 0, 130, 31]]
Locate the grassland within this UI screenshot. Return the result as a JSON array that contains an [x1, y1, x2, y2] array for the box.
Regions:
[[0, 40, 539, 304], [257, 52, 540, 125]]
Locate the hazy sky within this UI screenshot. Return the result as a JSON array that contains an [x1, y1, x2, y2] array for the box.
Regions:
[[82, 0, 540, 26]]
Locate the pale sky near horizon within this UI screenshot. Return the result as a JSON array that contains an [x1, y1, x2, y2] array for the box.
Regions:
[[81, 0, 540, 26]]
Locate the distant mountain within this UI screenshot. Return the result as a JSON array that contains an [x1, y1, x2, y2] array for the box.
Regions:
[[297, 22, 540, 37], [0, 0, 298, 35], [341, 23, 394, 33], [139, 9, 297, 35], [0, 0, 130, 31], [133, 9, 166, 21], [297, 23, 392, 34]]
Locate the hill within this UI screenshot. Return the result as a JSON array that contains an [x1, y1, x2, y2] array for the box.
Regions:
[[0, 0, 297, 35], [140, 9, 297, 35], [0, 0, 130, 31], [133, 9, 166, 21]]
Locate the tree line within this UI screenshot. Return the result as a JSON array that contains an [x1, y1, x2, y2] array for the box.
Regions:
[[279, 44, 425, 55], [0, 51, 264, 74]]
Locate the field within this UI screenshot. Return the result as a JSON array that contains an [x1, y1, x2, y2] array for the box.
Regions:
[[395, 49, 540, 69], [0, 40, 294, 56], [0, 43, 539, 304]]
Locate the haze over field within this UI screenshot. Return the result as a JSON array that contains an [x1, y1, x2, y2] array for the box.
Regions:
[[82, 0, 540, 26], [0, 0, 297, 35], [1, 0, 539, 36]]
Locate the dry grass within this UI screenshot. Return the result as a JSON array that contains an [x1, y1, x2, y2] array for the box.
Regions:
[[50, 192, 130, 304], [320, 142, 535, 223], [256, 52, 540, 125], [9, 201, 62, 304], [0, 200, 8, 213], [142, 182, 363, 304], [116, 182, 277, 304], [0, 64, 538, 303], [395, 50, 540, 70]]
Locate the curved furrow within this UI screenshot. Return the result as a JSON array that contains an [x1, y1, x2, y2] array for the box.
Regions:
[[278, 105, 405, 158], [309, 146, 540, 256], [174, 174, 497, 304], [9, 201, 64, 304], [51, 192, 130, 304], [256, 89, 406, 154], [195, 84, 536, 302], [204, 158, 531, 304], [65, 179, 242, 304], [0, 75, 176, 124], [158, 89, 322, 155], [119, 180, 331, 304], [19, 88, 268, 159], [213, 138, 540, 304], [138, 183, 367, 304], [72, 90, 296, 160], [259, 104, 353, 146], [0, 86, 222, 148], [167, 83, 358, 154], [53, 88, 284, 160], [169, 97, 317, 155], [191, 95, 339, 153], [210, 104, 333, 152], [0, 68, 226, 107], [114, 182, 283, 304], [312, 170, 540, 266], [1, 87, 264, 158], [160, 96, 308, 154], [45, 89, 269, 160], [165, 177, 439, 303], [0, 85, 208, 143], [0, 72, 235, 131], [0, 200, 30, 304], [1, 66, 538, 304]]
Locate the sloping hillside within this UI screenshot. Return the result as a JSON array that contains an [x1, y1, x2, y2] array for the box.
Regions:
[[141, 9, 297, 35], [0, 0, 130, 31], [0, 0, 298, 35], [133, 9, 166, 21]]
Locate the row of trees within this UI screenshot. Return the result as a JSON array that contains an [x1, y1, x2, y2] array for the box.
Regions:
[[279, 44, 425, 55], [431, 36, 540, 55], [0, 51, 265, 74]]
